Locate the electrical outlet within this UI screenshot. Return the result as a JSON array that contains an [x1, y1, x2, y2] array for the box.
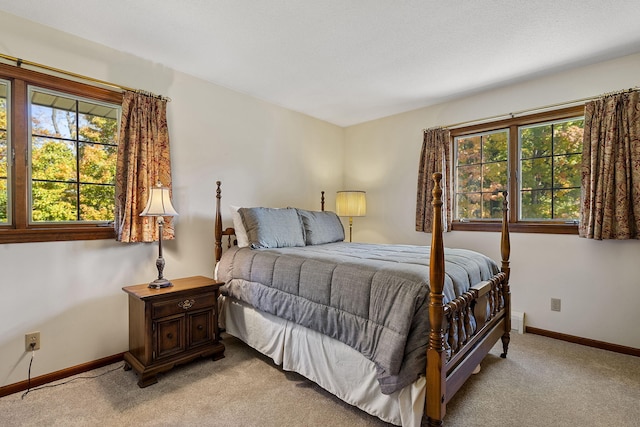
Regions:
[[550, 298, 561, 312], [25, 332, 40, 351]]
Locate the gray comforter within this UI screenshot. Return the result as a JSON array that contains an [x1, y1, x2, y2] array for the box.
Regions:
[[217, 242, 499, 394]]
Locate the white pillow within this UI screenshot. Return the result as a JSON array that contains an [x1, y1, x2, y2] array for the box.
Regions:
[[229, 205, 249, 248]]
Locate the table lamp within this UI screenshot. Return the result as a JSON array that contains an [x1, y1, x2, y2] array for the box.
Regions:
[[336, 190, 366, 242], [140, 183, 179, 288]]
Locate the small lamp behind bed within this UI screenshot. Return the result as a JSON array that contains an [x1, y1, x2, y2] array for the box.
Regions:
[[140, 183, 179, 289], [336, 190, 366, 242]]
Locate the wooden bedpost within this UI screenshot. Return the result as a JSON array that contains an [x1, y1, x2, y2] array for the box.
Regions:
[[500, 192, 511, 358], [321, 191, 325, 211], [426, 172, 446, 426], [215, 181, 223, 263]]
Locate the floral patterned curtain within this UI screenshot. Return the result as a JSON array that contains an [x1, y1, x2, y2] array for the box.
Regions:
[[115, 91, 174, 243], [580, 90, 640, 240], [416, 128, 452, 232]]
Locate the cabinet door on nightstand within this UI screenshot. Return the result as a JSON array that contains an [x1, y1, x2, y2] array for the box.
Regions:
[[155, 315, 185, 359], [189, 309, 213, 348]]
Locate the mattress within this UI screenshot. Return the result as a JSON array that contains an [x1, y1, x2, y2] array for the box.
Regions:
[[218, 242, 499, 394]]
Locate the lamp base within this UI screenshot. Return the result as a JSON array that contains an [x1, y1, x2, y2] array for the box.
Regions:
[[148, 278, 173, 289]]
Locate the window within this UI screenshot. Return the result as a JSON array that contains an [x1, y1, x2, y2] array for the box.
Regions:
[[0, 63, 122, 243], [519, 118, 583, 221], [452, 106, 584, 234], [29, 87, 119, 223], [455, 129, 508, 220]]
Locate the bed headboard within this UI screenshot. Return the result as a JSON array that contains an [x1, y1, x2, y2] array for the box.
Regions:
[[215, 181, 236, 262], [214, 181, 326, 262]]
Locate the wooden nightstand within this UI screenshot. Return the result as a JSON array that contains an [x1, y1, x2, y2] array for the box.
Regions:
[[122, 275, 225, 387]]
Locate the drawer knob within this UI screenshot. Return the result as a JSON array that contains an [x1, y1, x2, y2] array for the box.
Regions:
[[167, 333, 173, 339], [178, 299, 195, 310], [197, 325, 204, 330]]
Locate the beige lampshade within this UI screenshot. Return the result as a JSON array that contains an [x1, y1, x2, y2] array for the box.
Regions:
[[140, 184, 179, 217], [336, 191, 366, 217]]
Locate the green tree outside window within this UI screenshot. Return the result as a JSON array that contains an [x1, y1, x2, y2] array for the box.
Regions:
[[29, 88, 119, 222], [454, 116, 583, 223]]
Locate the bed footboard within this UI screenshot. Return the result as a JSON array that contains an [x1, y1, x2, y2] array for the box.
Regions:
[[425, 173, 511, 426]]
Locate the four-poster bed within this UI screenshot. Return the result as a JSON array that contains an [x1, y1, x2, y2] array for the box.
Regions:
[[213, 174, 511, 426]]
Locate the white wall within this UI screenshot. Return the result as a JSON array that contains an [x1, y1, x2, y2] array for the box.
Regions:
[[345, 53, 640, 349], [2, 11, 639, 389], [0, 12, 344, 386]]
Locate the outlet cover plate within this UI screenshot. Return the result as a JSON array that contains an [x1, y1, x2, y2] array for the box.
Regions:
[[25, 332, 40, 351]]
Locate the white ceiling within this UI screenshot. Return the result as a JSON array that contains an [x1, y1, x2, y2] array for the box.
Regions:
[[1, 0, 640, 127]]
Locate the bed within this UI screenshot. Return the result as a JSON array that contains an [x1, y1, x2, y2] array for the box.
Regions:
[[213, 174, 511, 426]]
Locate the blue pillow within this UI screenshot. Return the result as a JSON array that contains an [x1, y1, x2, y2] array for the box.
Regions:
[[296, 209, 345, 245], [239, 207, 306, 249]]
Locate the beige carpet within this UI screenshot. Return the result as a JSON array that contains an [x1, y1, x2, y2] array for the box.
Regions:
[[1, 332, 639, 426]]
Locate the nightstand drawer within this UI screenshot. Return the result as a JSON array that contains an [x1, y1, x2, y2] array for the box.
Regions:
[[152, 292, 216, 318]]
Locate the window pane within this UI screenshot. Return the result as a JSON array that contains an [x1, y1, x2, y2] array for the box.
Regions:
[[0, 131, 6, 223], [457, 164, 481, 192], [454, 129, 508, 221], [457, 193, 481, 219], [521, 124, 551, 159], [0, 179, 6, 223], [31, 91, 77, 139], [521, 157, 552, 190], [484, 132, 508, 162], [555, 154, 581, 188], [28, 86, 120, 224], [0, 95, 6, 129], [78, 104, 119, 144], [553, 188, 581, 220], [80, 184, 115, 221], [79, 142, 117, 184], [31, 137, 77, 182], [0, 131, 6, 181], [521, 189, 552, 219], [0, 82, 7, 224], [32, 181, 77, 222], [519, 117, 583, 221], [457, 136, 481, 165], [482, 193, 504, 219], [482, 161, 507, 192], [553, 119, 584, 154]]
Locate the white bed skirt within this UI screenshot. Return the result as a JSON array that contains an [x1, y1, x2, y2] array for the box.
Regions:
[[224, 297, 426, 427]]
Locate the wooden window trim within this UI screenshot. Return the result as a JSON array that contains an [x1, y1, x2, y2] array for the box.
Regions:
[[0, 226, 115, 244], [451, 221, 579, 235], [450, 105, 584, 235], [0, 63, 122, 244]]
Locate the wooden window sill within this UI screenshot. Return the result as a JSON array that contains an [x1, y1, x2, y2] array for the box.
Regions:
[[0, 226, 115, 244], [451, 222, 578, 235]]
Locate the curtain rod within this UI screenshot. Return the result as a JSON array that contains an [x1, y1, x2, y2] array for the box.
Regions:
[[0, 52, 170, 101], [425, 86, 640, 132]]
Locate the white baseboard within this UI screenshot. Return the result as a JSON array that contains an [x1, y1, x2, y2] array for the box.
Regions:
[[511, 311, 525, 334]]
